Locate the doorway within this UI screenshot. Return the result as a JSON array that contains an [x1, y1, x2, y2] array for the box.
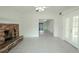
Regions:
[[39, 23, 44, 33], [39, 19, 54, 35]]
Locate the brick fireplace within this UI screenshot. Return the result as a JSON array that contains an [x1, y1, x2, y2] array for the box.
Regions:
[[0, 23, 23, 53], [0, 24, 19, 44]]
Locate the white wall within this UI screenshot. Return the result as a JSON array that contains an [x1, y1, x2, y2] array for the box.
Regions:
[[56, 15, 63, 38], [46, 15, 63, 37], [0, 7, 39, 37], [62, 7, 79, 49], [43, 21, 49, 31], [46, 20, 54, 34], [0, 6, 60, 38]]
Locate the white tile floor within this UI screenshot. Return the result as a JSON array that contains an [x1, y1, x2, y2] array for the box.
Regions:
[[9, 31, 79, 53]]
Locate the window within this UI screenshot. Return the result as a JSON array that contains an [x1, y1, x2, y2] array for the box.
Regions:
[[65, 16, 79, 44], [72, 16, 79, 44]]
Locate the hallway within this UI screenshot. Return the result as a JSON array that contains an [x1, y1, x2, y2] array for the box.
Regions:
[[9, 31, 79, 53]]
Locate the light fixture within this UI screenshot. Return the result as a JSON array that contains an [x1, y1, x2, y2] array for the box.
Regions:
[[35, 6, 46, 12]]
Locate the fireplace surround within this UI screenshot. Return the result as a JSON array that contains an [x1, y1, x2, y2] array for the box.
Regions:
[[0, 23, 23, 53]]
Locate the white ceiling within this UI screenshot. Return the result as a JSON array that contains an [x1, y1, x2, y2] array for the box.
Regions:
[[0, 6, 78, 22], [0, 6, 78, 13], [45, 6, 79, 13]]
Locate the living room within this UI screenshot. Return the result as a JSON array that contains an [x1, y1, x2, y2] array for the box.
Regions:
[[0, 6, 79, 53]]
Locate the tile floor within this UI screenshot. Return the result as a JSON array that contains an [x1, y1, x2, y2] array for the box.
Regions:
[[9, 31, 79, 53]]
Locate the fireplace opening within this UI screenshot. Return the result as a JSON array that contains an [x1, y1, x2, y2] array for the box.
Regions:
[[14, 28, 16, 38], [4, 30, 12, 41]]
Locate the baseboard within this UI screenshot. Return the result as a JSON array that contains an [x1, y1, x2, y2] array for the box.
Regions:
[[63, 40, 79, 50]]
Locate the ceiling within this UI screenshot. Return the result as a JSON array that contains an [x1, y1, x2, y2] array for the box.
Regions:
[[0, 6, 78, 22], [0, 6, 78, 13], [45, 6, 79, 13]]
